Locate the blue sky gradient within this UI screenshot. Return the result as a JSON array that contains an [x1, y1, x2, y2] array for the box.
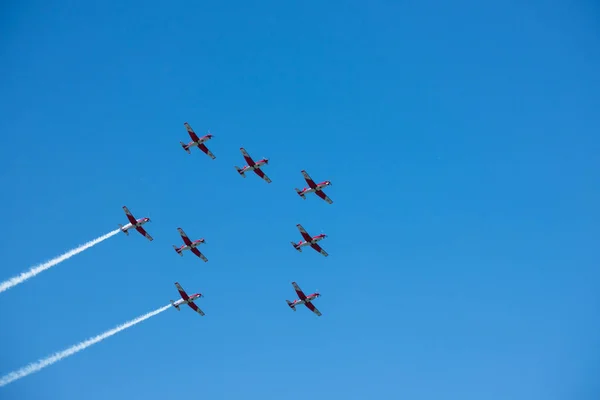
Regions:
[[1, 1, 599, 399]]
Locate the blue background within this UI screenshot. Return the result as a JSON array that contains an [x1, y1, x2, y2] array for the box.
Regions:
[[1, 1, 599, 399]]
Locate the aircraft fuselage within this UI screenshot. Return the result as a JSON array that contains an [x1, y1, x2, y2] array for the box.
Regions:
[[188, 136, 210, 147], [296, 235, 326, 247], [172, 294, 201, 308], [172, 298, 186, 307], [301, 182, 329, 194], [291, 293, 319, 306], [121, 218, 149, 232], [179, 240, 204, 252], [241, 159, 268, 173]]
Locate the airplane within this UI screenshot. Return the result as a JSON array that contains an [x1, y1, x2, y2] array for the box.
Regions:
[[118, 206, 153, 241], [170, 282, 205, 316], [173, 227, 208, 262], [180, 122, 216, 159], [286, 281, 322, 316], [234, 147, 271, 183], [290, 224, 328, 257], [295, 170, 333, 204]]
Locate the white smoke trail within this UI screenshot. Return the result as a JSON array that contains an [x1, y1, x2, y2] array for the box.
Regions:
[[0, 228, 120, 294], [0, 304, 171, 387]]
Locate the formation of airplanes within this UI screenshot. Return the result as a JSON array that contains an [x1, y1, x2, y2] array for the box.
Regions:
[[119, 121, 331, 317], [170, 280, 322, 317]]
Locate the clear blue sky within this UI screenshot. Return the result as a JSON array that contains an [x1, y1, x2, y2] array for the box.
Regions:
[[1, 1, 599, 399]]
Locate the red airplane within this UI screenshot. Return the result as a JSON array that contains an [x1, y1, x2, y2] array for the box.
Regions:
[[170, 282, 205, 316], [295, 170, 333, 204], [286, 281, 322, 316], [118, 206, 153, 241], [234, 147, 271, 183], [173, 227, 208, 262], [290, 224, 328, 257], [180, 122, 215, 159]]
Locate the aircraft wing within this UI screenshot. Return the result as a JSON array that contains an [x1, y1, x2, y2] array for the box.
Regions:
[[177, 227, 193, 246], [291, 281, 307, 300], [198, 143, 216, 159], [122, 206, 137, 224], [240, 148, 255, 166], [175, 282, 190, 300], [253, 168, 272, 183], [310, 243, 328, 257], [301, 170, 317, 188], [187, 301, 205, 316], [191, 247, 208, 262], [296, 224, 312, 242], [184, 122, 200, 142], [315, 190, 333, 204], [135, 226, 153, 241], [304, 301, 322, 316]]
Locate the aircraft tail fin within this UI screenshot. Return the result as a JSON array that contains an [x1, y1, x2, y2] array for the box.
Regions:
[[234, 166, 246, 177], [286, 300, 296, 311], [180, 141, 191, 154], [170, 300, 180, 310], [291, 242, 301, 252], [118, 224, 129, 235], [173, 245, 183, 256], [294, 188, 306, 199]]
